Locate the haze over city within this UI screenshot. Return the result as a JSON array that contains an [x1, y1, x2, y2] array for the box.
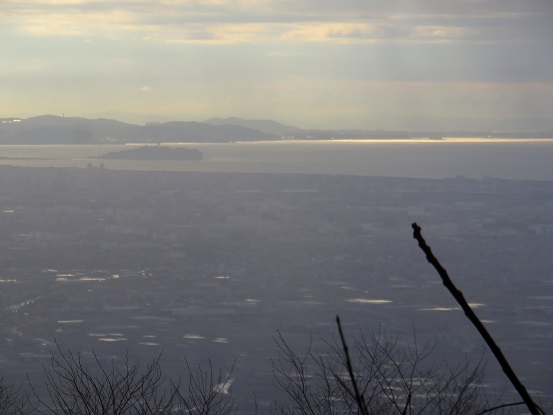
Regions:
[[2, 0, 553, 130]]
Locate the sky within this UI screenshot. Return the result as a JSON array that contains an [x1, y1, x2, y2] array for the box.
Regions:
[[1, 0, 553, 130]]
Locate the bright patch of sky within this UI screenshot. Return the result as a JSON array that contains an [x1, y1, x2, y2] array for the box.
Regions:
[[1, 0, 552, 129]]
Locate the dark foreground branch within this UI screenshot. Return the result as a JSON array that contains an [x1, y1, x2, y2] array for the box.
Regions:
[[336, 316, 370, 415], [411, 222, 544, 415], [475, 401, 526, 415]]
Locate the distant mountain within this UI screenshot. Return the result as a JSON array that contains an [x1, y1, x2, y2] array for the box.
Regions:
[[204, 117, 302, 136], [2, 115, 551, 144], [0, 116, 276, 144], [142, 121, 276, 143], [203, 118, 415, 139], [90, 111, 177, 125]]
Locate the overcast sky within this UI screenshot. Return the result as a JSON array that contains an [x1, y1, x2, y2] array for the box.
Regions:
[[1, 0, 552, 129]]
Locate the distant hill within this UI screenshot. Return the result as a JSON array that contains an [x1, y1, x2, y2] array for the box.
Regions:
[[204, 117, 302, 136], [2, 115, 551, 144], [0, 116, 277, 144]]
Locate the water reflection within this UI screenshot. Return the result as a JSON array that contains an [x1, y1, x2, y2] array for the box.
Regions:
[[183, 334, 205, 340], [340, 286, 358, 291], [214, 378, 234, 395], [7, 297, 40, 312], [56, 272, 119, 282], [419, 303, 485, 311], [345, 299, 392, 304], [89, 332, 128, 342]]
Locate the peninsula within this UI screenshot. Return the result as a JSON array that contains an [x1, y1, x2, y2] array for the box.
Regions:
[[98, 146, 203, 160]]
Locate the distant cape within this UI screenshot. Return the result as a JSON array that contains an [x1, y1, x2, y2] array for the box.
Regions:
[[98, 146, 203, 160]]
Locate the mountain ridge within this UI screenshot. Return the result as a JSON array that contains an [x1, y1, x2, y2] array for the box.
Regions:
[[1, 115, 552, 144], [204, 117, 302, 136], [0, 116, 277, 144]]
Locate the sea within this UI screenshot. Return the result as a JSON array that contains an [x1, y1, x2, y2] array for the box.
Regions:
[[1, 138, 553, 180]]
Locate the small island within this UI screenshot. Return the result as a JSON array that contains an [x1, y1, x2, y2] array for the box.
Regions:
[[99, 146, 203, 160]]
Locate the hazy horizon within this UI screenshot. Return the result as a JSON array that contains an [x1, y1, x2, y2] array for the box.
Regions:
[[2, 1, 553, 130], [3, 113, 553, 133]]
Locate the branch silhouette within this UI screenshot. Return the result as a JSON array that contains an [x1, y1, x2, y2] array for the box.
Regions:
[[411, 222, 544, 415], [336, 315, 370, 415]]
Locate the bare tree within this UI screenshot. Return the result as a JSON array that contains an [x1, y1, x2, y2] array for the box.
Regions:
[[271, 323, 518, 415], [172, 359, 236, 415], [28, 342, 235, 415], [0, 377, 31, 415]]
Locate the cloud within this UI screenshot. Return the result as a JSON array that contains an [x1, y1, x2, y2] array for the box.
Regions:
[[163, 23, 273, 44], [2, 0, 551, 45], [279, 21, 482, 44]]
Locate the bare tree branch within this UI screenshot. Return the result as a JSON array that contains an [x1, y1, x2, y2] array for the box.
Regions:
[[412, 222, 544, 415], [336, 315, 370, 415]]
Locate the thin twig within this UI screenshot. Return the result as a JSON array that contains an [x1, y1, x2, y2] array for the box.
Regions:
[[336, 315, 370, 415]]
